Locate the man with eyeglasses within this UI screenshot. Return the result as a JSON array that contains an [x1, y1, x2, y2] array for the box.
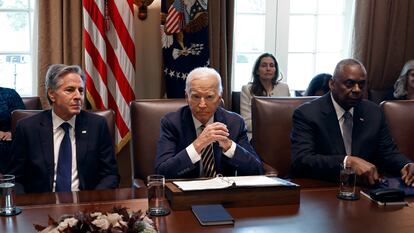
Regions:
[[155, 67, 264, 178], [291, 59, 414, 186]]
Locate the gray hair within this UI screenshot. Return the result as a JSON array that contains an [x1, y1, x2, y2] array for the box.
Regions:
[[45, 64, 85, 104], [333, 58, 367, 80], [393, 60, 414, 99], [185, 67, 223, 95]]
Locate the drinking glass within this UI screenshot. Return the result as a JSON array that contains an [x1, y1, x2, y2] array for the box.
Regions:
[[147, 174, 170, 216], [337, 165, 359, 200], [0, 174, 22, 216]]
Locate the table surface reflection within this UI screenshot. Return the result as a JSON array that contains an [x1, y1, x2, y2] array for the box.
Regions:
[[1, 179, 413, 233]]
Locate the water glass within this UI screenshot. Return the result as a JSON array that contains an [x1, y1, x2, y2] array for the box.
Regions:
[[147, 174, 170, 216], [0, 174, 22, 216], [337, 165, 359, 200]]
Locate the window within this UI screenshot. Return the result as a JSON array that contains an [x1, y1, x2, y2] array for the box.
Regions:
[[0, 0, 37, 96], [232, 0, 355, 93]]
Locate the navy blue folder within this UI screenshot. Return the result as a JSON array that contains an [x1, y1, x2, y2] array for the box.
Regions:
[[376, 177, 414, 196], [191, 204, 234, 226]]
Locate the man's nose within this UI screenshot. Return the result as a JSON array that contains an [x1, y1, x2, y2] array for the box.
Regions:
[[198, 98, 207, 108], [352, 83, 362, 93], [73, 90, 82, 99]]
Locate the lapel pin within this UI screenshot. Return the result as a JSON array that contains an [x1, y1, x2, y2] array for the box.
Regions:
[[82, 130, 87, 134], [360, 118, 364, 122]]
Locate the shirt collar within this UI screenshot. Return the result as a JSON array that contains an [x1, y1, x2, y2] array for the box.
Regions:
[[52, 110, 76, 130], [192, 115, 214, 130], [330, 93, 354, 120]]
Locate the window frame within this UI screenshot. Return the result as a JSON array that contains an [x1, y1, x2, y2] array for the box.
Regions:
[[232, 0, 355, 92], [0, 0, 37, 96]]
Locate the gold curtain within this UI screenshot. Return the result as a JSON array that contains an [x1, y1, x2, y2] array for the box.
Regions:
[[37, 0, 83, 108], [208, 0, 234, 108], [353, 0, 414, 90]]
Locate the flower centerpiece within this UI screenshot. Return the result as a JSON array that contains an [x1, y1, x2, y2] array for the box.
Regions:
[[34, 206, 158, 233]]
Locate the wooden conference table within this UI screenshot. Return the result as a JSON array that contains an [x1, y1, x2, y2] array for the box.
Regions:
[[1, 179, 413, 233]]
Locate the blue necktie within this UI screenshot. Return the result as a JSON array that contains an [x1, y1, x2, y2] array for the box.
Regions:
[[55, 122, 72, 192]]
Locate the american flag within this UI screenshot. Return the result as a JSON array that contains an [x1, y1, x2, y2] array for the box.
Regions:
[[83, 0, 135, 152], [165, 0, 184, 34]]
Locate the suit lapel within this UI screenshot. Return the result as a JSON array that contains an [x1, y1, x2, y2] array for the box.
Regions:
[[39, 110, 55, 189], [351, 103, 365, 155], [182, 107, 197, 146], [213, 107, 227, 172], [75, 111, 88, 189], [322, 95, 347, 154]]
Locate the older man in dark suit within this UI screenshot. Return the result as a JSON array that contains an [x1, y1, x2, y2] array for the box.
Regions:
[[7, 64, 119, 193], [155, 67, 264, 178], [291, 59, 414, 186]]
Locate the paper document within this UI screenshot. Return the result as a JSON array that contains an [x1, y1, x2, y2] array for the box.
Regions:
[[173, 175, 290, 191]]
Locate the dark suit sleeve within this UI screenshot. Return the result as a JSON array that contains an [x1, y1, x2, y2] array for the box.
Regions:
[[93, 117, 120, 189], [155, 116, 198, 178], [290, 108, 344, 180], [225, 116, 264, 175], [7, 122, 28, 194]]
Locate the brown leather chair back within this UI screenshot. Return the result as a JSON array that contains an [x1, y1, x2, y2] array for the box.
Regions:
[[11, 109, 115, 144], [11, 110, 40, 135], [130, 99, 187, 186], [91, 109, 115, 145], [22, 96, 42, 110], [380, 100, 414, 161], [252, 96, 317, 178]]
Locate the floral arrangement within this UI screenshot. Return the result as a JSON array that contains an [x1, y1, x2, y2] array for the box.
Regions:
[[34, 206, 158, 233]]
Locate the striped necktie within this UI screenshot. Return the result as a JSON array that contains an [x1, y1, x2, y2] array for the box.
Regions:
[[55, 122, 72, 192], [200, 125, 217, 177], [342, 111, 353, 155]]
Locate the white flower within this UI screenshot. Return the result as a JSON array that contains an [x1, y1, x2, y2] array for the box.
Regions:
[[57, 217, 78, 231], [107, 213, 122, 225], [113, 220, 128, 228], [90, 212, 103, 217], [92, 218, 110, 230]]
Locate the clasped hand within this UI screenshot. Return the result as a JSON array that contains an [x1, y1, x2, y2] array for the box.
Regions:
[[0, 131, 12, 141], [193, 122, 231, 153], [347, 155, 414, 186]]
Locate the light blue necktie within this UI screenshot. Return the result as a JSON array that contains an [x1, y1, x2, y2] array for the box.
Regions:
[[55, 122, 72, 192]]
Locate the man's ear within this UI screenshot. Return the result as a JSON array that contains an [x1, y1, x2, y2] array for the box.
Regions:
[[48, 89, 55, 103], [185, 92, 189, 104], [328, 78, 335, 91]]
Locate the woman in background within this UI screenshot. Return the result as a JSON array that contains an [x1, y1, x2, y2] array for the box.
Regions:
[[0, 87, 25, 173], [304, 73, 332, 96], [240, 53, 290, 139], [393, 60, 414, 100]]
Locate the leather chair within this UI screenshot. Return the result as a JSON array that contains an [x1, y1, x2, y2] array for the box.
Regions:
[[130, 99, 187, 187], [380, 100, 414, 161], [22, 96, 42, 110], [251, 96, 317, 178], [11, 109, 115, 144], [231, 91, 241, 114]]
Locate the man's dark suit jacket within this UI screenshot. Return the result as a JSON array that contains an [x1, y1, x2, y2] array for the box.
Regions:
[[291, 94, 411, 181], [155, 106, 264, 178], [7, 110, 119, 193]]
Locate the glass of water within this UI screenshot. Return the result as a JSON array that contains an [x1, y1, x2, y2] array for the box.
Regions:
[[337, 165, 359, 200], [0, 174, 22, 216], [147, 174, 170, 216]]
